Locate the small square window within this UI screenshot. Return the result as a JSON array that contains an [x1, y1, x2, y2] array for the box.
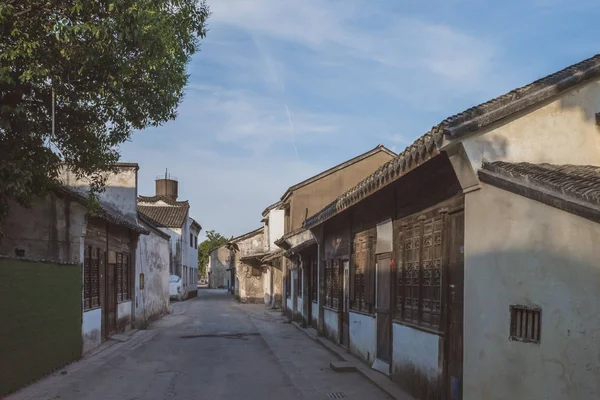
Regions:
[[510, 305, 541, 344]]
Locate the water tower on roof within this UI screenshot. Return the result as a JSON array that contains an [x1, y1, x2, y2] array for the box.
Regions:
[[155, 169, 178, 201]]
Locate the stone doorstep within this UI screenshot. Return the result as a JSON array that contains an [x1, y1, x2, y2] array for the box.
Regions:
[[290, 320, 415, 400], [330, 361, 356, 373]]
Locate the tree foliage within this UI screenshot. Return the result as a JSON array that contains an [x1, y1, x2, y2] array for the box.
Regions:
[[0, 0, 210, 227], [197, 230, 229, 277]]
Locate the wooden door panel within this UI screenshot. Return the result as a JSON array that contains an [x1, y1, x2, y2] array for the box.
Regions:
[[446, 209, 464, 400], [376, 256, 391, 362], [105, 263, 116, 336]]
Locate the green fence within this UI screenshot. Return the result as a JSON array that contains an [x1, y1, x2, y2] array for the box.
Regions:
[[0, 258, 82, 397]]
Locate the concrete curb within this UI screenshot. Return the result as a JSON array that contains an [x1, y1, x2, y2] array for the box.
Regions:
[[290, 321, 414, 400]]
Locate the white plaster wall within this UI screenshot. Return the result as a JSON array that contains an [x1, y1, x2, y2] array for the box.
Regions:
[[61, 165, 138, 218], [297, 296, 303, 317], [453, 78, 600, 173], [463, 183, 600, 400], [349, 312, 377, 364], [312, 302, 318, 325], [135, 225, 170, 327], [161, 227, 182, 275], [209, 246, 230, 288], [82, 308, 102, 353], [286, 297, 293, 311], [263, 267, 271, 304], [324, 308, 339, 342], [268, 209, 285, 249], [392, 323, 440, 379], [117, 301, 132, 331]]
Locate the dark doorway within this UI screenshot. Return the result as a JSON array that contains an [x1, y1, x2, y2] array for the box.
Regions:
[[376, 255, 392, 364], [105, 261, 117, 337], [341, 259, 350, 346], [445, 209, 465, 400]]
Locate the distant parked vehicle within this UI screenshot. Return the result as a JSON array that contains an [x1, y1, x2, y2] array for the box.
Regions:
[[169, 275, 182, 301]]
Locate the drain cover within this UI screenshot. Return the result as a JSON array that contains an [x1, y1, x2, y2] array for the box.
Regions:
[[292, 350, 302, 354], [327, 393, 346, 399]]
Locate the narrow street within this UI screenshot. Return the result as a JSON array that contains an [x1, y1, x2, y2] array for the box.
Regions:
[[9, 290, 391, 400]]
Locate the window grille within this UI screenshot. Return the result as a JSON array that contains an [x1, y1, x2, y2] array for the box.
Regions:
[[510, 305, 541, 344]]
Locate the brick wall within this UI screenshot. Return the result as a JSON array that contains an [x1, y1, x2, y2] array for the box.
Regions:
[[0, 258, 82, 397]]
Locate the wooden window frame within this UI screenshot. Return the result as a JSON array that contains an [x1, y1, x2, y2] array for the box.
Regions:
[[116, 252, 132, 303], [84, 246, 101, 311], [393, 210, 445, 332], [350, 232, 375, 315], [311, 257, 318, 303]]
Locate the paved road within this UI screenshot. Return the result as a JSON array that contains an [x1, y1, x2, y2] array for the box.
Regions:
[[10, 290, 391, 400]]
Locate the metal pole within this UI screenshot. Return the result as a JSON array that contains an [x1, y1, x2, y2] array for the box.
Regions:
[[52, 87, 55, 137]]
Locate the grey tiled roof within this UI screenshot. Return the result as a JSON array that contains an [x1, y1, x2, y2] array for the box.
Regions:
[[137, 195, 190, 228], [57, 187, 149, 234], [304, 53, 600, 229], [479, 161, 600, 222]]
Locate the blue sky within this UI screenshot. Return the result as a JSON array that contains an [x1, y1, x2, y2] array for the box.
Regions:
[[120, 0, 600, 240]]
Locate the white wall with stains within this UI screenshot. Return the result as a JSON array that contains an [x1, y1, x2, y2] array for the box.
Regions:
[[135, 222, 170, 327], [348, 312, 376, 364], [463, 183, 600, 400], [324, 308, 339, 343], [392, 323, 441, 392], [82, 308, 102, 354]]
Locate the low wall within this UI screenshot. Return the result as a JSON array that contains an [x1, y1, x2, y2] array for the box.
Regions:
[[392, 323, 442, 399], [324, 308, 339, 343], [349, 312, 377, 364], [117, 301, 132, 332], [82, 308, 102, 353], [0, 258, 82, 397]]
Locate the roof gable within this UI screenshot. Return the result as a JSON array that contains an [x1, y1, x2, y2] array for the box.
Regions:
[[280, 144, 395, 201]]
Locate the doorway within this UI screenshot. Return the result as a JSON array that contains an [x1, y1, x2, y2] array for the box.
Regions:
[[341, 259, 350, 346], [376, 255, 392, 368], [445, 208, 465, 400], [104, 260, 117, 337]]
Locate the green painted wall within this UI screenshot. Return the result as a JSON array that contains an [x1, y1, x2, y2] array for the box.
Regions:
[[0, 258, 82, 397]]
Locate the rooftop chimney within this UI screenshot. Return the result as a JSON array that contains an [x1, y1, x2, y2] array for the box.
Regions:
[[155, 168, 178, 201]]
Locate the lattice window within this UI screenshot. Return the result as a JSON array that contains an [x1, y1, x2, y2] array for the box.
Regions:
[[352, 235, 367, 312], [90, 248, 100, 308], [311, 258, 318, 302], [123, 254, 130, 301], [331, 260, 340, 310], [324, 260, 332, 307], [84, 246, 91, 310], [394, 212, 444, 330], [116, 253, 123, 303]]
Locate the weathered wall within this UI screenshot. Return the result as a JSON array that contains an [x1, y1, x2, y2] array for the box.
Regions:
[[271, 264, 283, 308], [117, 301, 132, 332], [0, 194, 87, 263], [312, 301, 318, 328], [161, 227, 182, 275], [290, 150, 394, 231], [324, 308, 339, 343], [268, 209, 285, 247], [463, 183, 600, 400], [61, 164, 139, 218], [234, 230, 265, 303], [82, 308, 102, 353], [135, 223, 170, 327], [454, 78, 600, 173], [0, 259, 82, 397], [349, 312, 377, 365], [263, 267, 272, 304], [209, 246, 230, 288], [392, 323, 442, 399]]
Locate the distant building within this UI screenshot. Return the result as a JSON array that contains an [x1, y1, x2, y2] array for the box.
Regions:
[[208, 245, 231, 289], [137, 172, 201, 300], [228, 227, 266, 303]]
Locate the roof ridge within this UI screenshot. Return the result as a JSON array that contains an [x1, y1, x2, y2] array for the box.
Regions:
[[281, 143, 396, 200], [304, 53, 600, 228]]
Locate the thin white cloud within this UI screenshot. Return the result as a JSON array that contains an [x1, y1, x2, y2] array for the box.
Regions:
[[209, 0, 497, 89]]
